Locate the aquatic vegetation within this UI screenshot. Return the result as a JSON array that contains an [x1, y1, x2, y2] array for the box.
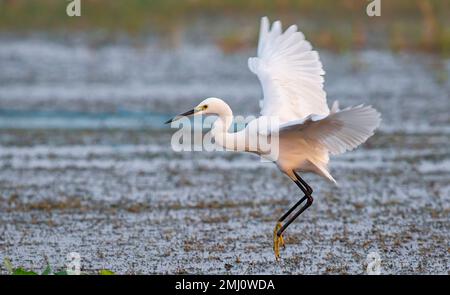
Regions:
[[3, 257, 115, 275]]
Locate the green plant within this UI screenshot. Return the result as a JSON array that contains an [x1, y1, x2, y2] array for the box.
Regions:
[[3, 257, 115, 275]]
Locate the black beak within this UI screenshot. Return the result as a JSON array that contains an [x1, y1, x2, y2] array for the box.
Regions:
[[164, 109, 196, 124]]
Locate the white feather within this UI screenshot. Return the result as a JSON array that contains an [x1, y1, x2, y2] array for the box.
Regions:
[[269, 105, 381, 183], [278, 105, 381, 155], [188, 19, 381, 184], [248, 16, 329, 124]]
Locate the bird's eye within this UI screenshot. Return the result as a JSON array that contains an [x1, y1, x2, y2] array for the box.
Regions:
[[202, 105, 208, 110]]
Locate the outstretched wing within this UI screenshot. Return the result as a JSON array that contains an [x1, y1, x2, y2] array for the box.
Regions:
[[278, 105, 381, 155], [248, 17, 329, 124]]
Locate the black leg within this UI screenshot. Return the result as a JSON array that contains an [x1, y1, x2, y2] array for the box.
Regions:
[[294, 171, 313, 194], [277, 195, 307, 222], [276, 171, 314, 237], [277, 171, 313, 223]]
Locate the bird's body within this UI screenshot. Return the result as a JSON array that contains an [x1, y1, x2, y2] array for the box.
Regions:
[[166, 17, 381, 260], [200, 98, 379, 184]]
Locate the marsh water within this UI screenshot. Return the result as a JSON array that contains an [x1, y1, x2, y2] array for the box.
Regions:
[[0, 37, 449, 274]]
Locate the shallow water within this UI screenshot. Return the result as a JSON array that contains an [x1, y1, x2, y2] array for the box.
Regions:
[[0, 38, 449, 131], [0, 39, 449, 274]]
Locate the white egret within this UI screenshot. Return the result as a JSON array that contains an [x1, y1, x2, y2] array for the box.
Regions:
[[165, 17, 381, 260]]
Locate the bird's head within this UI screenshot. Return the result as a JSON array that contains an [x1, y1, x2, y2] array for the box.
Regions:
[[164, 97, 229, 124]]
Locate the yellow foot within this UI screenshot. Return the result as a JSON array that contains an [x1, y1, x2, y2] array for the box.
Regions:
[[273, 222, 285, 261]]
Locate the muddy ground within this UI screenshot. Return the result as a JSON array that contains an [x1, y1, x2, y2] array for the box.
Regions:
[[0, 40, 448, 274]]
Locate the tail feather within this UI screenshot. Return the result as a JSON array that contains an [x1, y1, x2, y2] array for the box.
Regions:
[[308, 160, 337, 184]]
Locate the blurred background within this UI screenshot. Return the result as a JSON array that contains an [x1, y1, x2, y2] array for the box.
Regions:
[[0, 0, 449, 118], [0, 0, 448, 274]]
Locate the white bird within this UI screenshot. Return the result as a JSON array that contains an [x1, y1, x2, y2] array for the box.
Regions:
[[165, 17, 381, 260]]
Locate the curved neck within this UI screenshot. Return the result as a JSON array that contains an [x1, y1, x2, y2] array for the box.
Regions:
[[210, 105, 245, 151], [211, 103, 233, 136], [211, 105, 233, 134]]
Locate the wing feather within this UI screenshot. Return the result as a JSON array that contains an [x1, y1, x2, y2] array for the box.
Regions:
[[278, 105, 381, 155], [249, 17, 329, 124]]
